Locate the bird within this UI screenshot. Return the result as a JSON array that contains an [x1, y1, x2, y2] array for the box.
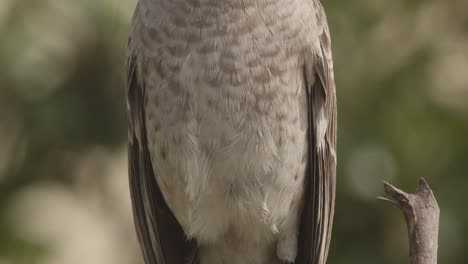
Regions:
[[125, 0, 337, 263]]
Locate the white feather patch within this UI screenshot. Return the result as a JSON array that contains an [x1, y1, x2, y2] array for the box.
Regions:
[[315, 106, 328, 151]]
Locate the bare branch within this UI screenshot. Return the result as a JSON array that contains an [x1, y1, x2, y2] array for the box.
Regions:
[[381, 178, 440, 264]]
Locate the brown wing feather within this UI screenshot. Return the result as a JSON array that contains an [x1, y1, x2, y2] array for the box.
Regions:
[[296, 1, 337, 264], [125, 8, 198, 263]]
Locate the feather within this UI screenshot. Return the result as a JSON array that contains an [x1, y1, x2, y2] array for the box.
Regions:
[[296, 1, 337, 264], [126, 6, 198, 263]]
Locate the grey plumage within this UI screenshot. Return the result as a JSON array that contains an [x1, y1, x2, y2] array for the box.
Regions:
[[125, 0, 336, 263]]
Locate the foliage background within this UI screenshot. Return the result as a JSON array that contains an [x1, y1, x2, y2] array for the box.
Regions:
[[0, 0, 467, 263]]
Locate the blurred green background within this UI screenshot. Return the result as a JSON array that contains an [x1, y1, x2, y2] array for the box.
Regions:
[[0, 0, 467, 263]]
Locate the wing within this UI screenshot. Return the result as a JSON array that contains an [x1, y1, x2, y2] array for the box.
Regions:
[[126, 4, 198, 264], [296, 1, 337, 264]]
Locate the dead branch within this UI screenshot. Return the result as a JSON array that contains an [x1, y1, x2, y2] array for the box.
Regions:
[[379, 178, 440, 264]]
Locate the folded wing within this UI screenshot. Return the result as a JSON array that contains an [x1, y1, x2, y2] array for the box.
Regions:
[[296, 1, 337, 263]]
